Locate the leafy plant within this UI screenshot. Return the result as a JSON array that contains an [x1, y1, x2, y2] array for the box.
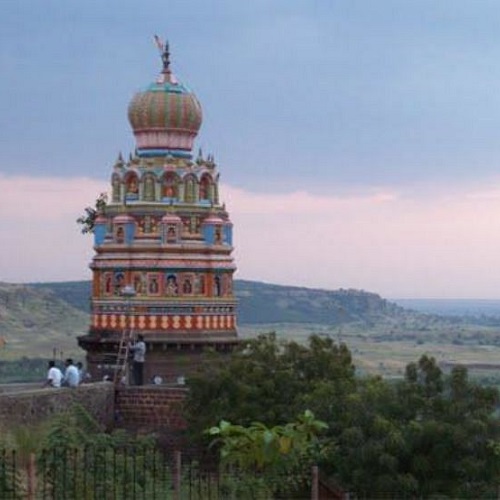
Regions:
[[207, 410, 328, 498], [76, 192, 107, 234]]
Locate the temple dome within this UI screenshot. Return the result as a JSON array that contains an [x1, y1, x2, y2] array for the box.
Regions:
[[128, 45, 202, 157]]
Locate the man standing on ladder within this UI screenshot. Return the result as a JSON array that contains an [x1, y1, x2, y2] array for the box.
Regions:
[[129, 334, 146, 385]]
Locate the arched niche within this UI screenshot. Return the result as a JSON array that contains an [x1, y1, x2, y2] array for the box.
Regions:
[[184, 174, 197, 203], [125, 172, 139, 197], [111, 174, 122, 202], [142, 173, 157, 201], [199, 174, 213, 202], [162, 172, 180, 199]]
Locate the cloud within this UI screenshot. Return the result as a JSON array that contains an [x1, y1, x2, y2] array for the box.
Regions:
[[0, 174, 107, 283], [2, 174, 500, 298], [223, 181, 500, 298]]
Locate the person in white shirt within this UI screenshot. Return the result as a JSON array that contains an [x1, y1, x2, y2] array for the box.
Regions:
[[129, 335, 146, 386], [76, 361, 90, 384], [63, 358, 80, 387], [45, 360, 63, 388]]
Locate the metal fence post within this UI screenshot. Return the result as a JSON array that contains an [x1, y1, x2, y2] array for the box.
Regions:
[[27, 452, 36, 500], [173, 450, 182, 500], [311, 464, 319, 500]]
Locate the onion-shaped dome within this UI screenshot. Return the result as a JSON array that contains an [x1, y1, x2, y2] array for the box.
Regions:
[[128, 42, 202, 157]]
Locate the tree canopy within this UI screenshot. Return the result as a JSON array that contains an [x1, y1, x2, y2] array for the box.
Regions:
[[185, 333, 500, 499]]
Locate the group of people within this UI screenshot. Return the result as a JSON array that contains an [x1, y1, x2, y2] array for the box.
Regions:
[[45, 358, 88, 388], [45, 335, 146, 388]]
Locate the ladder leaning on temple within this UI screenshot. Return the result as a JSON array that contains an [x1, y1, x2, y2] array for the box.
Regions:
[[113, 327, 134, 385], [113, 285, 137, 386]]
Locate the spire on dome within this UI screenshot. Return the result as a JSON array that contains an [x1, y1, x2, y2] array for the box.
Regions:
[[154, 35, 171, 76], [128, 39, 203, 158]]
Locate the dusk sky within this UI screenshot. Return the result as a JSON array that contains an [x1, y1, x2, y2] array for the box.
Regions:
[[2, 0, 500, 298]]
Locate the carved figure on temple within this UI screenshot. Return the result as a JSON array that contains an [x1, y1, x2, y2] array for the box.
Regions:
[[163, 172, 178, 198], [127, 175, 139, 194], [116, 226, 125, 243], [143, 175, 155, 201], [148, 275, 159, 294], [214, 276, 221, 297], [141, 215, 157, 234], [114, 272, 125, 295], [189, 216, 199, 234], [166, 274, 178, 296], [104, 273, 113, 295], [199, 175, 211, 201], [133, 272, 146, 295], [167, 226, 177, 242], [182, 278, 193, 295], [214, 227, 222, 244], [194, 274, 206, 295], [184, 176, 196, 203]]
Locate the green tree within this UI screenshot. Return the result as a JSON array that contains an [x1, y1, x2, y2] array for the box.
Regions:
[[76, 192, 107, 234], [187, 337, 500, 499], [185, 333, 356, 443], [332, 356, 500, 498]]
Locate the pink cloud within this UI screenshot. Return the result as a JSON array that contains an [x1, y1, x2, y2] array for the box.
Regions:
[[2, 174, 500, 298], [0, 174, 107, 283]]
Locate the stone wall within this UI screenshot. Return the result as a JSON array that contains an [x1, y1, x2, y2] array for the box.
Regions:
[[115, 385, 188, 433], [0, 382, 115, 431], [0, 383, 189, 448]]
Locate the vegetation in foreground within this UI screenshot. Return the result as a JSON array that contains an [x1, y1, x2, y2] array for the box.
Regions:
[[1, 333, 499, 498], [185, 333, 500, 499], [0, 404, 320, 500]]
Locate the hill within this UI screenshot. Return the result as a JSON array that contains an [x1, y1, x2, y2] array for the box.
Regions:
[[0, 282, 88, 359], [28, 279, 407, 326], [0, 279, 411, 358], [235, 280, 406, 325], [1, 280, 500, 379]]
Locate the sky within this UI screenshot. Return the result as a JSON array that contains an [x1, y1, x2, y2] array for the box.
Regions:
[[2, 0, 500, 298]]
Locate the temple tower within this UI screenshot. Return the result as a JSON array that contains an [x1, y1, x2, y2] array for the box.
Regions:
[[78, 40, 238, 383]]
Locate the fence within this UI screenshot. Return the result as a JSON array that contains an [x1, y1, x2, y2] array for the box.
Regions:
[[0, 446, 323, 500]]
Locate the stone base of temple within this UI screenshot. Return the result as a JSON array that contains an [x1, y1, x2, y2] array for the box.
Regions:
[[78, 333, 240, 385]]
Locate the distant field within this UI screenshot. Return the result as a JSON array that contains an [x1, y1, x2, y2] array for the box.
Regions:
[[393, 298, 500, 317], [238, 323, 500, 379]]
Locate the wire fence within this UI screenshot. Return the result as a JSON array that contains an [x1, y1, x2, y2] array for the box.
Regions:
[[0, 446, 314, 500]]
